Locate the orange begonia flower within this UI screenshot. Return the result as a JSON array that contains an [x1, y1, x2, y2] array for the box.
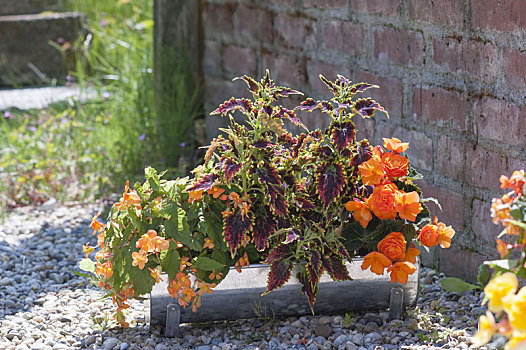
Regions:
[[207, 186, 225, 199], [96, 261, 113, 279], [496, 239, 510, 259], [188, 189, 204, 203], [437, 222, 455, 248], [132, 251, 148, 270], [419, 221, 439, 247], [90, 211, 106, 234], [382, 152, 409, 179], [358, 155, 385, 186], [396, 191, 423, 222], [382, 137, 409, 154], [115, 180, 141, 211], [387, 261, 417, 284], [377, 232, 407, 262], [83, 244, 95, 259], [345, 199, 373, 228], [203, 238, 215, 249], [153, 236, 170, 252], [500, 170, 525, 195], [403, 244, 420, 264], [368, 182, 399, 220], [361, 252, 392, 275], [149, 267, 163, 283]]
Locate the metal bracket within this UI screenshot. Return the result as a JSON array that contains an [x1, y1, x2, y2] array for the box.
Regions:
[[389, 287, 404, 320], [165, 303, 181, 337]]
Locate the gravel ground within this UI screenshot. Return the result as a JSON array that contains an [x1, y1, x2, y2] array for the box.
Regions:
[[0, 203, 502, 350]]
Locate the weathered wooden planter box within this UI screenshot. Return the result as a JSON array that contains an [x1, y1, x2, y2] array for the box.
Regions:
[[147, 257, 420, 337]]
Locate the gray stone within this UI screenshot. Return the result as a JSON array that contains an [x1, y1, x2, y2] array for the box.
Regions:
[[318, 316, 333, 325], [314, 324, 332, 338], [334, 334, 348, 347], [84, 336, 97, 346], [103, 337, 118, 350], [0, 277, 12, 286], [351, 334, 364, 346]]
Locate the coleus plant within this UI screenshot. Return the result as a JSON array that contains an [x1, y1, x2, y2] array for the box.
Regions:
[[81, 71, 455, 326]]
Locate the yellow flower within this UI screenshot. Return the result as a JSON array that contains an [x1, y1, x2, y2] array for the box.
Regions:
[[484, 272, 519, 312], [503, 287, 526, 331], [472, 313, 495, 346], [506, 332, 526, 350]]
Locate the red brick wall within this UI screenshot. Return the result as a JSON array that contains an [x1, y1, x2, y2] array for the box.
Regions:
[[201, 0, 526, 281]]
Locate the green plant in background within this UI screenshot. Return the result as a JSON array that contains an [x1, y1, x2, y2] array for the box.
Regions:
[[0, 0, 201, 214], [65, 0, 201, 177], [0, 106, 110, 211]]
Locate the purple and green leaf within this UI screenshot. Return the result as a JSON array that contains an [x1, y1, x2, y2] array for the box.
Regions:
[[317, 163, 345, 208], [223, 211, 253, 253], [264, 259, 293, 295]]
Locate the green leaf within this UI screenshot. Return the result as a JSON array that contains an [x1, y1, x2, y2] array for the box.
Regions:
[[194, 256, 226, 271], [441, 277, 480, 293], [72, 270, 91, 278], [477, 264, 491, 287], [129, 267, 155, 296], [160, 241, 180, 281], [79, 258, 96, 273]]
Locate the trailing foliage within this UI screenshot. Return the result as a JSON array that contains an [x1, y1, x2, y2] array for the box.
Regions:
[[81, 72, 455, 326]]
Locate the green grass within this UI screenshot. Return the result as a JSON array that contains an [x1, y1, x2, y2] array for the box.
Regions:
[[0, 0, 201, 215]]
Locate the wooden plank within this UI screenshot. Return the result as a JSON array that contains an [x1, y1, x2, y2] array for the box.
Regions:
[[148, 258, 420, 328]]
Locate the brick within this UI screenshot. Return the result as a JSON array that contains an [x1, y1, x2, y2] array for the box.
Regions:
[[205, 77, 252, 113], [355, 71, 403, 117], [271, 0, 295, 7], [472, 0, 526, 34], [223, 45, 257, 77], [412, 87, 469, 131], [306, 60, 351, 97], [465, 145, 508, 191], [297, 109, 328, 131], [474, 97, 526, 146], [408, 0, 465, 27], [503, 49, 526, 92], [374, 27, 424, 67], [322, 20, 365, 56], [375, 123, 433, 172], [203, 3, 235, 35], [433, 38, 499, 82], [262, 53, 304, 87], [418, 182, 466, 232], [203, 40, 221, 76], [274, 14, 316, 50], [235, 6, 272, 43], [353, 117, 375, 143], [304, 0, 348, 9], [472, 199, 502, 244], [353, 0, 401, 16], [436, 136, 468, 181], [507, 158, 526, 174], [439, 248, 488, 283]]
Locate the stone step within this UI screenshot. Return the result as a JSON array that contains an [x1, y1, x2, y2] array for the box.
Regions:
[[0, 12, 85, 87], [0, 0, 63, 16], [0, 86, 97, 111]]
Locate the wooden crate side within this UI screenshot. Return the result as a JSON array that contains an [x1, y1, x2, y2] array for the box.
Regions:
[[148, 258, 419, 327]]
